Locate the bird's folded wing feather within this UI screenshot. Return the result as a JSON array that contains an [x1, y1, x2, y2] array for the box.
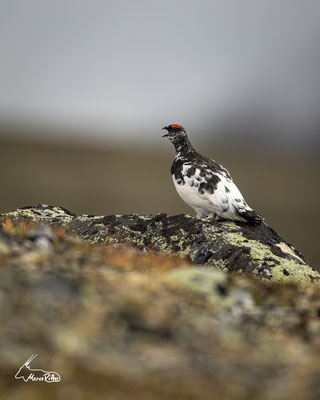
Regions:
[[206, 171, 264, 223], [210, 176, 249, 214]]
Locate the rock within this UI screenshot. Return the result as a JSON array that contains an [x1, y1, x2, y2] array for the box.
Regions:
[[26, 224, 54, 249], [1, 204, 319, 285], [1, 213, 320, 399], [165, 268, 230, 305]]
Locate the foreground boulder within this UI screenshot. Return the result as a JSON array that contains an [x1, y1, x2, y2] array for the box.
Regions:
[[0, 217, 320, 400], [1, 204, 318, 284]]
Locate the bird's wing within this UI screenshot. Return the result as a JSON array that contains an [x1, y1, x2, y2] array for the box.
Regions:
[[208, 171, 264, 223], [195, 160, 256, 214], [176, 159, 263, 223], [212, 174, 248, 214]]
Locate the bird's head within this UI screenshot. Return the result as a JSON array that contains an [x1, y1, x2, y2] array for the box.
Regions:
[[162, 124, 187, 144]]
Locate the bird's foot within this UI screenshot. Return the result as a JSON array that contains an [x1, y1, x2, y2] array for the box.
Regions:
[[199, 214, 220, 223]]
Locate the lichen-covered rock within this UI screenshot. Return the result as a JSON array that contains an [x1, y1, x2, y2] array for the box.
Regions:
[[0, 219, 320, 400], [1, 204, 319, 285]]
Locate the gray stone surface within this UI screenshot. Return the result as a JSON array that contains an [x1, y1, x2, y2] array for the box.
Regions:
[[1, 204, 318, 284]]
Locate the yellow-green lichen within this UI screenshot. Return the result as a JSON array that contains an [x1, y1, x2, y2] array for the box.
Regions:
[[2, 206, 318, 286], [218, 231, 318, 285]]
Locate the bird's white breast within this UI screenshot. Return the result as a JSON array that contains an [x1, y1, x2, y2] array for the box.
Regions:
[[172, 173, 220, 215], [172, 163, 251, 221]]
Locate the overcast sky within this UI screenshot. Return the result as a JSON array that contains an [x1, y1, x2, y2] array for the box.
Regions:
[[0, 0, 320, 144]]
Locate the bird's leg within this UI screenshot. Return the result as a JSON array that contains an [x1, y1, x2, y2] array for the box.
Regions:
[[199, 213, 218, 223], [195, 208, 209, 218], [206, 213, 221, 224], [195, 209, 220, 223]]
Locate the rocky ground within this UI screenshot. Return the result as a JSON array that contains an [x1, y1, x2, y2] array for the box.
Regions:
[[2, 205, 319, 284], [0, 207, 320, 399]]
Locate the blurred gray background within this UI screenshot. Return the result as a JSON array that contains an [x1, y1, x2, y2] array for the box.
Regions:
[[0, 0, 319, 267]]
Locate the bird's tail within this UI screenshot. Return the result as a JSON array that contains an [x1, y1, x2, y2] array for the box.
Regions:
[[236, 209, 264, 225]]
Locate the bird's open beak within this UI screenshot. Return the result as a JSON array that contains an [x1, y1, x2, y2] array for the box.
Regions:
[[162, 126, 168, 137]]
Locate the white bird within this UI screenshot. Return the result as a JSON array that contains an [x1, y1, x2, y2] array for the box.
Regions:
[[162, 124, 264, 224]]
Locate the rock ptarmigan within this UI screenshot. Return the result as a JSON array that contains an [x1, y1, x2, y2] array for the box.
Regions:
[[162, 124, 264, 224]]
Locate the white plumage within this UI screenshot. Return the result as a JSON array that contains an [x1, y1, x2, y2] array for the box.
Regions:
[[173, 164, 253, 222], [163, 123, 263, 224]]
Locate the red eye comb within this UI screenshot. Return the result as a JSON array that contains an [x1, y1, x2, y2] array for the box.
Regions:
[[170, 124, 180, 129]]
